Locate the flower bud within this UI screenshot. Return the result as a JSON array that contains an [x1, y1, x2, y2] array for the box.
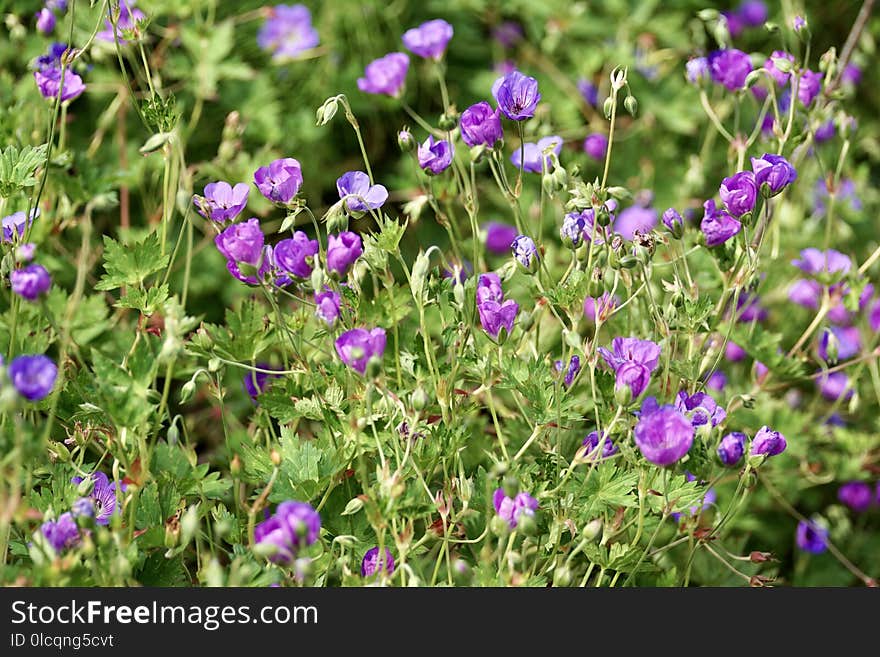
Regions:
[[438, 111, 459, 131], [490, 515, 511, 536], [502, 475, 519, 499], [624, 95, 638, 117], [603, 96, 615, 119], [553, 564, 573, 587], [581, 518, 603, 541], [230, 454, 241, 476], [411, 386, 429, 411], [397, 128, 415, 152], [516, 511, 538, 536], [270, 449, 282, 466], [366, 355, 383, 379]]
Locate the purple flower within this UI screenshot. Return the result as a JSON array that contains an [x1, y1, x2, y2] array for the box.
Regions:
[[686, 57, 709, 84], [751, 153, 797, 196], [719, 171, 757, 216], [493, 489, 538, 529], [764, 51, 795, 86], [459, 102, 503, 148], [633, 397, 695, 466], [718, 432, 746, 466], [402, 19, 453, 60], [814, 120, 836, 143], [257, 4, 320, 60], [554, 355, 581, 388], [815, 178, 861, 216], [492, 71, 541, 121], [361, 547, 395, 577], [722, 11, 745, 38], [10, 264, 51, 301], [615, 205, 657, 241], [792, 248, 850, 278], [870, 299, 880, 332], [798, 69, 823, 106], [2, 210, 38, 242], [9, 354, 57, 401], [511, 235, 538, 271], [335, 328, 386, 375], [357, 52, 410, 97], [484, 222, 518, 255], [662, 208, 683, 235], [215, 218, 264, 265], [788, 278, 822, 310], [819, 326, 861, 362], [336, 171, 388, 213], [315, 287, 341, 327], [273, 231, 318, 279], [34, 66, 85, 102], [417, 135, 454, 174], [492, 22, 523, 48], [254, 158, 303, 205], [700, 199, 741, 246], [96, 1, 145, 43], [226, 245, 272, 286], [708, 49, 753, 91], [36, 8, 56, 33], [725, 341, 747, 361], [583, 133, 608, 161], [817, 371, 852, 401], [442, 259, 471, 284], [476, 272, 504, 304], [194, 181, 249, 223], [582, 430, 618, 460], [511, 135, 562, 173], [796, 519, 828, 554], [738, 0, 768, 26], [838, 481, 873, 513], [477, 298, 518, 339], [71, 497, 95, 519], [577, 79, 599, 106], [736, 293, 768, 323], [254, 501, 321, 564], [243, 365, 281, 400], [675, 390, 727, 427], [842, 63, 861, 86], [584, 293, 618, 323], [41, 512, 80, 552], [751, 426, 787, 457], [71, 472, 123, 525], [599, 337, 661, 400], [326, 232, 363, 276]]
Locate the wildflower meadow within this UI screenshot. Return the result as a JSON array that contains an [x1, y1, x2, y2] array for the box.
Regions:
[[1, 0, 879, 589]]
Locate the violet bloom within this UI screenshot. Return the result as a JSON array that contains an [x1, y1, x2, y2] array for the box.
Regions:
[[9, 354, 57, 401], [335, 328, 386, 375], [842, 63, 861, 86], [615, 205, 657, 241], [708, 49, 753, 91], [718, 432, 746, 466], [492, 71, 541, 121], [274, 231, 318, 279], [582, 430, 618, 460], [738, 0, 768, 26], [254, 158, 303, 205], [194, 181, 249, 222], [10, 264, 51, 301], [577, 79, 599, 107], [788, 279, 822, 310], [484, 222, 518, 255], [97, 1, 145, 42], [751, 426, 787, 457], [554, 355, 581, 388], [725, 341, 747, 361], [633, 397, 695, 466], [254, 501, 321, 564], [560, 212, 586, 248], [792, 248, 851, 279], [41, 512, 80, 553], [686, 57, 709, 84], [584, 293, 618, 323], [2, 210, 38, 242], [870, 299, 880, 332], [797, 69, 822, 106], [511, 135, 562, 173], [796, 519, 828, 554], [492, 489, 538, 529], [814, 120, 836, 143], [675, 390, 727, 427], [818, 326, 861, 362], [700, 199, 741, 246], [36, 8, 56, 34], [815, 178, 861, 216], [215, 218, 264, 265], [402, 19, 453, 60], [256, 4, 320, 61], [227, 245, 272, 286], [662, 208, 683, 235], [765, 51, 795, 86], [817, 371, 852, 401], [476, 272, 504, 304], [326, 232, 363, 276], [314, 287, 341, 327], [71, 472, 124, 525], [721, 11, 745, 38], [71, 497, 95, 519], [583, 133, 608, 161], [441, 259, 471, 284], [719, 171, 757, 216], [492, 21, 523, 48], [459, 102, 503, 148], [243, 365, 281, 400], [417, 135, 454, 175], [361, 547, 395, 577], [751, 153, 797, 196], [599, 337, 661, 400], [34, 67, 85, 102], [16, 243, 36, 262], [511, 235, 538, 271], [838, 481, 873, 512], [736, 293, 768, 323], [477, 297, 518, 339], [357, 52, 410, 97], [336, 171, 388, 213]]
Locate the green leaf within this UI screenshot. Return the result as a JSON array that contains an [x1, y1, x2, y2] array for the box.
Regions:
[[0, 143, 47, 197], [95, 233, 170, 291], [577, 466, 639, 517], [116, 283, 170, 316]]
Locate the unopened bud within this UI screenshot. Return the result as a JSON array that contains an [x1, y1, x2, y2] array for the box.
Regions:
[[624, 95, 638, 117], [270, 449, 282, 466]]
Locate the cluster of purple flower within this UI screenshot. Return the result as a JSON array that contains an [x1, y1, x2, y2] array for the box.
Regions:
[[257, 4, 320, 61], [5, 354, 58, 402], [33, 41, 85, 102], [254, 500, 320, 564], [96, 1, 145, 44], [40, 471, 124, 553], [3, 210, 52, 302], [492, 488, 538, 529], [476, 272, 518, 342]]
